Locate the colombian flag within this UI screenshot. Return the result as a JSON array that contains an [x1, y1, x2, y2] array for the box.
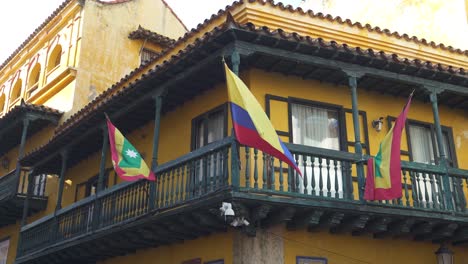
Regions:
[[224, 63, 301, 176], [106, 116, 155, 181], [364, 94, 413, 200]]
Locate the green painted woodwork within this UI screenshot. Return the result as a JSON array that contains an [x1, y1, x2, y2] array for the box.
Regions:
[[17, 136, 468, 258]]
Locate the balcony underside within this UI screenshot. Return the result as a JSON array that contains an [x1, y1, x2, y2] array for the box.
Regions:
[[16, 192, 229, 264], [16, 188, 468, 264], [0, 195, 47, 227], [233, 190, 468, 243]]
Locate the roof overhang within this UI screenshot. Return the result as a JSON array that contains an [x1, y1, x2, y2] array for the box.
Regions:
[[21, 17, 468, 173], [0, 101, 62, 157]]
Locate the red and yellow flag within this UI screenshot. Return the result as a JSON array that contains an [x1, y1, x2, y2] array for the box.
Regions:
[[106, 117, 155, 181], [364, 94, 412, 200]]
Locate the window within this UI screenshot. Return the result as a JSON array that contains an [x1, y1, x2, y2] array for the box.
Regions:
[[140, 48, 158, 65], [47, 45, 62, 72], [290, 102, 344, 197], [296, 256, 327, 264], [192, 105, 227, 150], [291, 103, 341, 150], [0, 238, 9, 264], [75, 172, 110, 202], [10, 79, 22, 103], [204, 260, 224, 264], [407, 121, 457, 208], [32, 174, 47, 196], [191, 105, 227, 192], [0, 94, 5, 115], [28, 63, 41, 88], [408, 122, 456, 166], [27, 63, 41, 98]]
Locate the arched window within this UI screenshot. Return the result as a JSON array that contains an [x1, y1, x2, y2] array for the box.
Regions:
[[10, 79, 22, 102], [47, 45, 62, 72], [0, 94, 5, 114], [28, 63, 41, 88]]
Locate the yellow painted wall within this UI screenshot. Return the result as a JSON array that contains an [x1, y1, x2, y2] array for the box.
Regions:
[[247, 68, 468, 170], [300, 0, 468, 51], [72, 0, 186, 119], [281, 226, 468, 264], [98, 231, 233, 264], [0, 1, 81, 116]]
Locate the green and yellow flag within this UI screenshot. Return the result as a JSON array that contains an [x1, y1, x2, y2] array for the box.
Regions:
[[106, 116, 155, 181], [364, 94, 412, 200]]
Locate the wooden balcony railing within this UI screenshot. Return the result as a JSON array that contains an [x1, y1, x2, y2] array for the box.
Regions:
[[17, 137, 468, 257], [0, 168, 44, 201]]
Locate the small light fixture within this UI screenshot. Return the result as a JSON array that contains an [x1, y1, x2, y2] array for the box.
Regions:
[[372, 117, 384, 132], [1, 157, 10, 170], [65, 179, 73, 186], [219, 202, 235, 221], [435, 244, 453, 264]]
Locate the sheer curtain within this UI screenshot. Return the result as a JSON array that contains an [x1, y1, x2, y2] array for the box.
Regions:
[[409, 125, 440, 207], [0, 239, 9, 264], [195, 111, 225, 185], [291, 104, 342, 197]]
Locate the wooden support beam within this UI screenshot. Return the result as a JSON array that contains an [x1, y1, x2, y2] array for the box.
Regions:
[[250, 204, 272, 224], [191, 211, 226, 231], [417, 223, 458, 241], [262, 207, 296, 228], [308, 212, 344, 232], [330, 215, 369, 234], [287, 210, 324, 231], [412, 221, 438, 238], [452, 226, 468, 245], [374, 218, 416, 239], [178, 215, 213, 235], [353, 217, 392, 236]]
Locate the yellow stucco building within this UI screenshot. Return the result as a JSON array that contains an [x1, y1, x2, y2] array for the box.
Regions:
[[0, 0, 467, 264]]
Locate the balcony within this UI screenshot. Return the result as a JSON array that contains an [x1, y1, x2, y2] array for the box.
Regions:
[[16, 137, 468, 264], [0, 169, 48, 227]]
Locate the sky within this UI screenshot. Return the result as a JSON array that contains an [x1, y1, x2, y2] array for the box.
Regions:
[[0, 0, 302, 64]]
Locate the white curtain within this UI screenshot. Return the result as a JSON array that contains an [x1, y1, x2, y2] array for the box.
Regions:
[[409, 125, 440, 207], [196, 111, 225, 185], [291, 104, 342, 198], [0, 239, 9, 264]]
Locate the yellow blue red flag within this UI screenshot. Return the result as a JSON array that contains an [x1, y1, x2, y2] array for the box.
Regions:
[[224, 63, 301, 176], [106, 116, 155, 181]]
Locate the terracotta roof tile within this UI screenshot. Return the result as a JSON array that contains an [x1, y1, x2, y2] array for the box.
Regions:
[[128, 25, 176, 47], [21, 1, 468, 165], [50, 14, 468, 138], [0, 100, 62, 127], [22, 15, 468, 165]]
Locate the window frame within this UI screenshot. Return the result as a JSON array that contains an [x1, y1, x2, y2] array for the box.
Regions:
[[387, 117, 458, 167], [287, 97, 348, 152], [10, 79, 23, 106], [190, 104, 228, 151], [47, 45, 62, 73], [296, 256, 328, 264], [0, 236, 10, 264], [140, 48, 158, 65], [74, 170, 111, 202]]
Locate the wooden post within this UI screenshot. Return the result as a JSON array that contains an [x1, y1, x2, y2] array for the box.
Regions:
[[429, 90, 453, 210], [97, 126, 109, 193], [347, 72, 365, 201], [15, 118, 30, 193], [230, 51, 240, 189], [149, 95, 163, 209], [20, 168, 35, 227], [55, 150, 68, 211]]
